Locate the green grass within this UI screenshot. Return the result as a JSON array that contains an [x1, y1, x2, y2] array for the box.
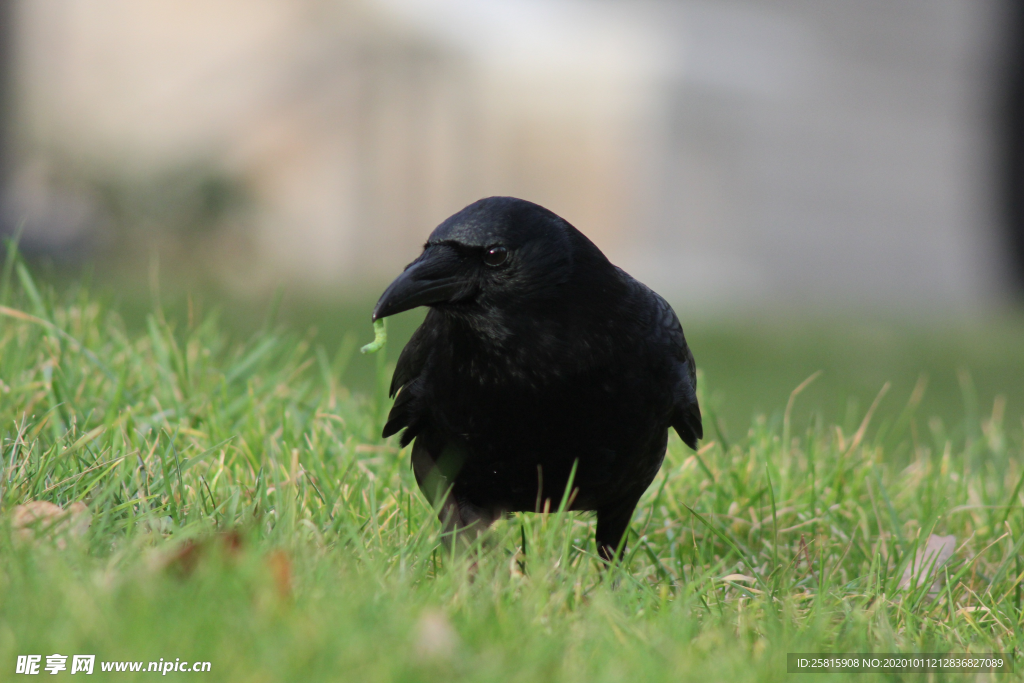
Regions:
[[1, 254, 1023, 682], [107, 287, 1024, 445]]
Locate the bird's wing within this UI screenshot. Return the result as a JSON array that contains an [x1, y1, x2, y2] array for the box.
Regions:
[[651, 291, 703, 450], [388, 319, 433, 398], [382, 319, 435, 446]]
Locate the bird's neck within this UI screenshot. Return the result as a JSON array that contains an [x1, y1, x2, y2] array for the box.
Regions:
[[435, 273, 632, 386]]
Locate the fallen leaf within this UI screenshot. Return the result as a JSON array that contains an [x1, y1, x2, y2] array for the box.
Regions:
[[265, 550, 292, 599], [160, 530, 245, 577], [899, 533, 956, 597], [413, 609, 459, 663], [12, 501, 91, 549], [720, 574, 757, 583]]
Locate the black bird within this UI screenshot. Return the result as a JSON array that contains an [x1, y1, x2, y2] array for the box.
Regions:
[[372, 197, 702, 561]]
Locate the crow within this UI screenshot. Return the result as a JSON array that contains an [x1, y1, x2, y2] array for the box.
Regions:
[[372, 197, 702, 561]]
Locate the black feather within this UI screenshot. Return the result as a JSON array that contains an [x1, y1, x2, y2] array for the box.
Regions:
[[373, 196, 702, 561]]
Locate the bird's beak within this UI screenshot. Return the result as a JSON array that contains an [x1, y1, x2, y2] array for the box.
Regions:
[[372, 245, 466, 321]]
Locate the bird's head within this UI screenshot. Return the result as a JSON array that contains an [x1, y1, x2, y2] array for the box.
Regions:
[[372, 197, 601, 322]]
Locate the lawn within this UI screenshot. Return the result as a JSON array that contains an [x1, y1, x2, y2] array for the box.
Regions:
[[1, 251, 1022, 681]]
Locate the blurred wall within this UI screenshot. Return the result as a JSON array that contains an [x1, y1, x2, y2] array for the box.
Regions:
[[638, 0, 1008, 307], [3, 0, 1014, 308]]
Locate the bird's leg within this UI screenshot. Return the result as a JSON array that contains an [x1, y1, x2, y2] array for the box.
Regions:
[[438, 497, 501, 552], [411, 441, 499, 552], [595, 498, 640, 563]]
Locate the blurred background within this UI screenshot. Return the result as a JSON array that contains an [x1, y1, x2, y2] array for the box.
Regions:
[[3, 0, 1024, 440]]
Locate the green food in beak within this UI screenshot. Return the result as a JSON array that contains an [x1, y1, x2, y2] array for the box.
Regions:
[[360, 318, 387, 354]]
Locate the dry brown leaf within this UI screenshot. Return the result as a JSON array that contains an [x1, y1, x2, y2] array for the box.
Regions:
[[413, 609, 459, 663], [721, 574, 757, 583], [265, 550, 292, 599], [11, 501, 91, 549], [160, 530, 245, 577], [157, 531, 292, 600], [898, 533, 956, 597]]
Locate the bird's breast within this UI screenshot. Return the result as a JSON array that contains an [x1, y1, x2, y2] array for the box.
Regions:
[[419, 351, 674, 505]]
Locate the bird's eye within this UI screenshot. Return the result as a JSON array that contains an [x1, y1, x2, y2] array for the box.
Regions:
[[483, 245, 509, 267]]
